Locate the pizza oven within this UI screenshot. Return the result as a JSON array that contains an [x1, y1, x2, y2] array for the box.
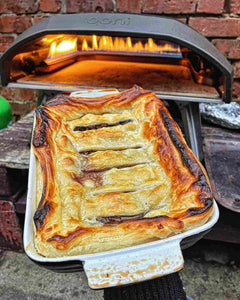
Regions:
[[0, 13, 233, 160]]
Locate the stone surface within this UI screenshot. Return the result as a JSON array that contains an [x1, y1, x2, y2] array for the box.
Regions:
[[181, 259, 240, 300], [0, 239, 240, 299], [189, 17, 240, 37], [0, 251, 103, 300], [181, 240, 240, 300], [197, 0, 224, 13]]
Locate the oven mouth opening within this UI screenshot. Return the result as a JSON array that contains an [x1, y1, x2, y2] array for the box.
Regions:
[[7, 34, 223, 100]]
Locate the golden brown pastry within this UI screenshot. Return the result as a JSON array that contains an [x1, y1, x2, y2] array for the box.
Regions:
[[32, 86, 213, 257]]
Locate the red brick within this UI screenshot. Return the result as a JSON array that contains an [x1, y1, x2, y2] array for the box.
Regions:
[[66, 0, 113, 13], [0, 35, 15, 52], [29, 102, 37, 111], [40, 0, 62, 12], [0, 168, 13, 197], [165, 0, 197, 13], [33, 16, 46, 24], [142, 0, 196, 14], [117, 0, 141, 13], [189, 17, 240, 37], [0, 200, 23, 251], [0, 87, 18, 101], [0, 168, 26, 198], [0, 87, 35, 102], [177, 18, 187, 24], [232, 80, 240, 99], [0, 200, 13, 211], [197, 0, 224, 13], [0, 0, 38, 13], [233, 61, 240, 78], [9, 102, 30, 116], [212, 39, 240, 59], [142, 0, 164, 13], [0, 1, 7, 13], [0, 16, 32, 34], [229, 0, 240, 13], [20, 89, 35, 101]]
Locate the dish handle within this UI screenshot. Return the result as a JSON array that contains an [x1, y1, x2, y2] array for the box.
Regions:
[[83, 240, 184, 289]]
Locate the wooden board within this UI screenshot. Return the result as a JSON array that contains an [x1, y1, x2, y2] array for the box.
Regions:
[[0, 111, 33, 169]]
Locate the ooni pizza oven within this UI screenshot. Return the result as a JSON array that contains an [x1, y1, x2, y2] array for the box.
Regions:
[[0, 13, 233, 160]]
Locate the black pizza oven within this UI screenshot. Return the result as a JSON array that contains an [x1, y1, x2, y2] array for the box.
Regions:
[[0, 13, 233, 160]]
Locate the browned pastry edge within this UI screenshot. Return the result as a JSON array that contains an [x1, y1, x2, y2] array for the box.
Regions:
[[157, 105, 213, 219], [32, 85, 213, 252]]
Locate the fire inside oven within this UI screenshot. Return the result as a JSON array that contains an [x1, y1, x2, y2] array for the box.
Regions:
[[10, 34, 222, 99]]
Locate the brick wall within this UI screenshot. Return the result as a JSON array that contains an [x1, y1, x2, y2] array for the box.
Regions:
[[0, 0, 240, 118]]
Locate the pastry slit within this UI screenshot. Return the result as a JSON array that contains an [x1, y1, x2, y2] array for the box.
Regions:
[[96, 214, 145, 224], [74, 119, 134, 131], [81, 147, 154, 171], [89, 183, 160, 196], [79, 146, 142, 155], [83, 162, 149, 172], [82, 184, 170, 220], [89, 183, 162, 196]]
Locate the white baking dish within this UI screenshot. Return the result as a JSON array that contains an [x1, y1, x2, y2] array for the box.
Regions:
[[24, 89, 219, 289]]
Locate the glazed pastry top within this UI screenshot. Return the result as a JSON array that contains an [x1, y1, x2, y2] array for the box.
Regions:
[[32, 86, 213, 257]]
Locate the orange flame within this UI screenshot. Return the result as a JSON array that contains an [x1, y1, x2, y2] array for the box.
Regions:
[[80, 36, 180, 54], [92, 35, 98, 49], [47, 35, 180, 60], [48, 38, 78, 59]]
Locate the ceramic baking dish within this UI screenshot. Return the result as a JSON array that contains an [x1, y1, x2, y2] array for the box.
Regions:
[[23, 89, 219, 289]]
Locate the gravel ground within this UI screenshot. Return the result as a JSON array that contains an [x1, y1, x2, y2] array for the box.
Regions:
[[0, 240, 239, 300]]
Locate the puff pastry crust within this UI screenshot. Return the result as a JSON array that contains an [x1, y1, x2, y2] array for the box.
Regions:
[[32, 86, 213, 257]]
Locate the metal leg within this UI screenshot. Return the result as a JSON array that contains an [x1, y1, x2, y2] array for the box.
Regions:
[[178, 102, 203, 161]]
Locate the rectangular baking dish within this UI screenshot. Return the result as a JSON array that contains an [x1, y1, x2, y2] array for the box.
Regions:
[[23, 89, 219, 289]]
